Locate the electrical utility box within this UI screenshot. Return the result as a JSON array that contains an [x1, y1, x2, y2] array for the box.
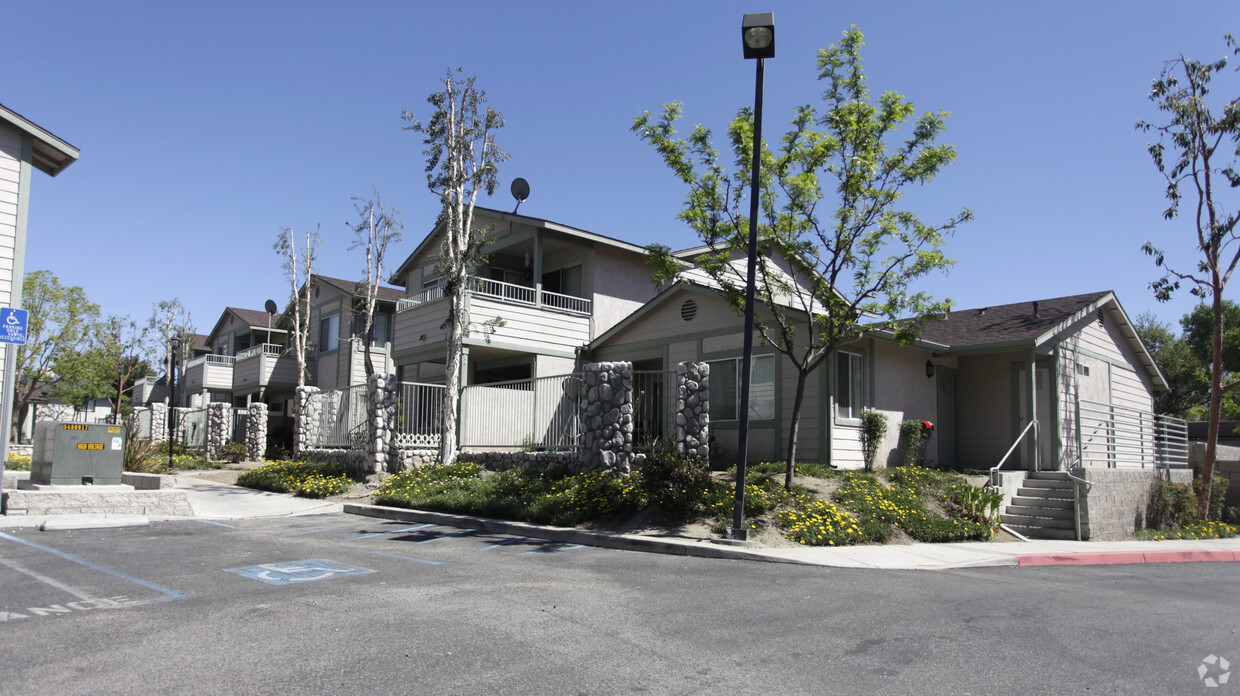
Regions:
[[29, 421, 126, 486]]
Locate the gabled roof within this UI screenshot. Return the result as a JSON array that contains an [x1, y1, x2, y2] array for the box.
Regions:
[[206, 307, 287, 346], [0, 102, 79, 176], [389, 206, 649, 283], [913, 291, 1112, 350], [314, 274, 402, 303]]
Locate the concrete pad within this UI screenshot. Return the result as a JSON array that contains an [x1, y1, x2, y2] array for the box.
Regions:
[[40, 516, 151, 531], [176, 477, 343, 519]]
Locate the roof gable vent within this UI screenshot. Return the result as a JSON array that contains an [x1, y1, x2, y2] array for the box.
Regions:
[[681, 299, 698, 322]]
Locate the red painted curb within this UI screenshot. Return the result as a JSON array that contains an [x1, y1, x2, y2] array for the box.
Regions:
[[1016, 550, 1240, 566]]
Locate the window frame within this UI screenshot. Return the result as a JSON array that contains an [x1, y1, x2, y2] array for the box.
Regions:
[[834, 349, 866, 423], [319, 313, 340, 353], [707, 353, 776, 423]]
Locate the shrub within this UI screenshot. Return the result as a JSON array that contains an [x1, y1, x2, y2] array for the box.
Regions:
[[833, 471, 991, 542], [898, 420, 934, 467], [640, 451, 713, 520], [123, 419, 161, 473], [1147, 480, 1199, 529], [5, 453, 32, 471], [217, 441, 249, 464], [859, 410, 888, 471], [237, 460, 352, 498], [264, 445, 292, 461], [1195, 474, 1229, 521]]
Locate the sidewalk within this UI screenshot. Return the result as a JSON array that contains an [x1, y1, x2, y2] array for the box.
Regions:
[[4, 474, 1239, 570], [344, 502, 1240, 570]]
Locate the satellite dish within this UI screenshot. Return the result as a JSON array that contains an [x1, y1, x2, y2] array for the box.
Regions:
[[264, 299, 278, 315], [511, 177, 530, 213]]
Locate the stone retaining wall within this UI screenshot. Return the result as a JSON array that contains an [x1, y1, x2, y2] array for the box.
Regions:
[[297, 447, 369, 476], [206, 403, 231, 459], [676, 362, 709, 461], [295, 386, 321, 454], [1075, 467, 1193, 540], [580, 361, 634, 474]]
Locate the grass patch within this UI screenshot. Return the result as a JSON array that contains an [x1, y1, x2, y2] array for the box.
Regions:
[[236, 460, 353, 498]]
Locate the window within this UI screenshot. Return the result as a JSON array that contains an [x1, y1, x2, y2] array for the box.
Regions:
[[542, 265, 583, 297], [835, 351, 865, 420], [352, 312, 389, 348], [319, 314, 339, 352], [708, 354, 776, 421]]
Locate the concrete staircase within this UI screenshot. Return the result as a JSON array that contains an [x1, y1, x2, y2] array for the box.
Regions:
[[1002, 471, 1078, 540]]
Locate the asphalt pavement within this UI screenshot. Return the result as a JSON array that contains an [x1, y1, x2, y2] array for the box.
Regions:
[[4, 470, 1240, 570]]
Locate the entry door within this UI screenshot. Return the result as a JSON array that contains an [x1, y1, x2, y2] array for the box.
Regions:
[[935, 367, 957, 468], [1016, 365, 1054, 471]]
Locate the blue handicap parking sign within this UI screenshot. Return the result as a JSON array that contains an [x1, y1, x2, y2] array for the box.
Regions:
[[224, 559, 375, 585], [0, 308, 27, 345]]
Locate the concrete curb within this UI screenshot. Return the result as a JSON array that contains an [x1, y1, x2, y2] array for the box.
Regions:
[[343, 503, 811, 565], [1016, 549, 1240, 566]]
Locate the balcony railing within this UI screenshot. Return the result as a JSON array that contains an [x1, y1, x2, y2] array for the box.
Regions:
[[236, 343, 284, 361], [396, 275, 591, 316], [186, 354, 237, 368]]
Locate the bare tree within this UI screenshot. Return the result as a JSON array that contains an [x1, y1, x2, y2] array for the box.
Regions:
[[274, 225, 322, 391], [103, 315, 151, 417], [349, 189, 403, 378], [147, 299, 193, 408], [403, 69, 508, 465]]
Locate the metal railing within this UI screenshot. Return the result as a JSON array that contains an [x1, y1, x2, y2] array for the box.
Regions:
[[231, 407, 248, 444], [632, 370, 676, 451], [178, 407, 208, 449], [459, 373, 583, 450], [236, 343, 284, 361], [396, 275, 592, 316], [395, 382, 446, 449], [310, 384, 368, 448], [186, 354, 237, 368], [1075, 397, 1188, 470], [989, 419, 1038, 488]]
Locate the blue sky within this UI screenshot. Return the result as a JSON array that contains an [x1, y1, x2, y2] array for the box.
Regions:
[[4, 0, 1237, 341]]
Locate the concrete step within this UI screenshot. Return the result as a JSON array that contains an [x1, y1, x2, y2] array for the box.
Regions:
[[1003, 513, 1075, 530], [1004, 524, 1078, 540], [1027, 471, 1071, 481], [1016, 486, 1073, 499], [1019, 478, 1074, 490], [1006, 504, 1075, 519], [1008, 495, 1073, 511]]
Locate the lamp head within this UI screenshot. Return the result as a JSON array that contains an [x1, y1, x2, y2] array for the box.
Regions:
[[742, 13, 775, 60]]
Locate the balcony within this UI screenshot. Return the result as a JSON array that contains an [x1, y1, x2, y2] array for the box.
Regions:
[[183, 354, 236, 393], [233, 343, 299, 393], [393, 276, 592, 357], [396, 275, 592, 316]]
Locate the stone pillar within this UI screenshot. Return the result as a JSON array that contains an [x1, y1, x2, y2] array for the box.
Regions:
[[151, 403, 167, 444], [676, 361, 710, 461], [247, 402, 269, 462], [295, 386, 321, 454], [205, 402, 231, 460], [368, 373, 398, 474], [580, 361, 634, 474]]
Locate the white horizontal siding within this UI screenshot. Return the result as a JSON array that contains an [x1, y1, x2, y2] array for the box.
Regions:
[[469, 296, 590, 351]]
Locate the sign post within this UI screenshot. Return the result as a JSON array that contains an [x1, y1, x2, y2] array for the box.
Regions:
[[0, 307, 29, 485]]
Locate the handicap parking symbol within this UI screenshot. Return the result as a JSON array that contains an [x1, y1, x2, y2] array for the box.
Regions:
[[224, 559, 375, 585], [0, 308, 27, 345]]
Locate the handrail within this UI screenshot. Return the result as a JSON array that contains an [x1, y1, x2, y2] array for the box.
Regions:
[[395, 274, 592, 316], [989, 419, 1038, 488], [1063, 468, 1096, 542]]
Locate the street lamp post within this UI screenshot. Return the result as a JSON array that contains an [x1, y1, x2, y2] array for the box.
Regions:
[[731, 12, 775, 541], [168, 336, 180, 470]]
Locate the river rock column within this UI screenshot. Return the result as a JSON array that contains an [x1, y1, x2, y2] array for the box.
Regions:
[[295, 386, 321, 454], [580, 361, 634, 474], [247, 402, 268, 461], [368, 373, 398, 474], [150, 403, 167, 444], [676, 361, 710, 461], [205, 402, 231, 460]]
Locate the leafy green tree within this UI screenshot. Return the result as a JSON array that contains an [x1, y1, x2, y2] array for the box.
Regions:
[[1134, 311, 1208, 416], [635, 27, 970, 487], [1138, 34, 1240, 517], [403, 69, 508, 465], [13, 270, 105, 439]]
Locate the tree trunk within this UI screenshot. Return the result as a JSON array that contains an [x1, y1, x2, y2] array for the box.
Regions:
[[784, 368, 809, 490], [1202, 285, 1224, 519], [440, 283, 465, 466]]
